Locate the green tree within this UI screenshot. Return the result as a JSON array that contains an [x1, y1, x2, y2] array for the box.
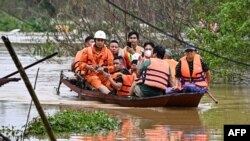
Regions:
[[187, 0, 250, 83]]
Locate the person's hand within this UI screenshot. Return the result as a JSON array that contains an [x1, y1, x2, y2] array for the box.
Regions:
[[86, 65, 95, 72], [96, 67, 104, 73], [103, 72, 111, 79], [127, 47, 135, 54], [171, 86, 178, 91]]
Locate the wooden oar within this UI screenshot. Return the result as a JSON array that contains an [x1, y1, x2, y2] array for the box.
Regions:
[[2, 52, 58, 79], [207, 91, 218, 104]]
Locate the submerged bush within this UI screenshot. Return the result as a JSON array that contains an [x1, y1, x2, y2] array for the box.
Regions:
[[25, 110, 120, 136], [0, 126, 23, 140]]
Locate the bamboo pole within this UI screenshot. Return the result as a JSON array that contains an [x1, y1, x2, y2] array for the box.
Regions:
[[1, 36, 57, 141], [56, 70, 63, 95], [207, 91, 218, 104], [23, 68, 40, 138]]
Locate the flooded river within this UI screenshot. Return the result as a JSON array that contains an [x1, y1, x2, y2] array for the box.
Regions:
[[1, 45, 250, 141]]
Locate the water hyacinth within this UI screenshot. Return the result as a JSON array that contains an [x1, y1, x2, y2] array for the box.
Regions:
[[25, 110, 120, 136]]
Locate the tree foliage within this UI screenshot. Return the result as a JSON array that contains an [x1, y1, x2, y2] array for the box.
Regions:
[[187, 0, 250, 83]]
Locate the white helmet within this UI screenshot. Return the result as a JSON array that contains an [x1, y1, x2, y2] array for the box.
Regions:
[[94, 30, 106, 40]]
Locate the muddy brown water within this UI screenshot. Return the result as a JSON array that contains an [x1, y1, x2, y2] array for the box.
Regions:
[[1, 45, 250, 140]]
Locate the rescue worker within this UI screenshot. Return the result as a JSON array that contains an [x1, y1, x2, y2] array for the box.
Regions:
[[130, 45, 173, 97], [78, 30, 114, 94], [164, 49, 179, 94], [123, 31, 144, 69], [175, 44, 211, 93], [164, 49, 178, 83], [84, 36, 95, 47], [71, 36, 94, 73], [104, 56, 134, 96]]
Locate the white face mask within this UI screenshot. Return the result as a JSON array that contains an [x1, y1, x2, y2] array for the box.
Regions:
[[144, 50, 152, 57]]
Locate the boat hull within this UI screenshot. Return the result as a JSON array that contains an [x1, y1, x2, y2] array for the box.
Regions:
[[62, 78, 204, 107]]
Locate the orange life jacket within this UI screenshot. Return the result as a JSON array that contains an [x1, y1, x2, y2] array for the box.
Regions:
[[84, 46, 111, 76], [180, 54, 208, 87], [72, 50, 83, 73], [112, 72, 134, 96], [123, 49, 132, 69], [131, 71, 138, 79], [86, 46, 108, 67], [83, 46, 114, 84], [72, 44, 93, 74], [137, 58, 170, 90], [165, 59, 178, 79]]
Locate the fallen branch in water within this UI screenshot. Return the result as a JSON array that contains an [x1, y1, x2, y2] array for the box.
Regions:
[[0, 78, 21, 87]]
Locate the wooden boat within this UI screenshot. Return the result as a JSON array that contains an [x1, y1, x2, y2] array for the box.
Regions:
[[0, 78, 20, 87], [61, 73, 205, 107]]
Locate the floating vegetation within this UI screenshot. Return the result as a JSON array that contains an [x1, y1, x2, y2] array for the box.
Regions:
[[25, 110, 120, 137], [0, 125, 23, 141]]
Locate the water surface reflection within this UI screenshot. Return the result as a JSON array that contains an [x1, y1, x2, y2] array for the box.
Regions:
[[67, 107, 209, 140]]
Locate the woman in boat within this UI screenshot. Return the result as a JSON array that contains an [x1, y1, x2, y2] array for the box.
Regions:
[[175, 44, 211, 93], [130, 45, 174, 97], [130, 41, 155, 79], [143, 41, 155, 59]]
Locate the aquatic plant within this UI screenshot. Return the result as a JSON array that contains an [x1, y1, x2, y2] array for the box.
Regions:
[[0, 125, 23, 140], [25, 110, 120, 137]]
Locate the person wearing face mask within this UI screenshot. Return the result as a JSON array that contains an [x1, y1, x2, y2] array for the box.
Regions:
[[129, 41, 154, 78], [175, 44, 211, 93], [72, 36, 94, 73], [130, 45, 173, 97], [78, 30, 114, 94], [143, 41, 154, 59]]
